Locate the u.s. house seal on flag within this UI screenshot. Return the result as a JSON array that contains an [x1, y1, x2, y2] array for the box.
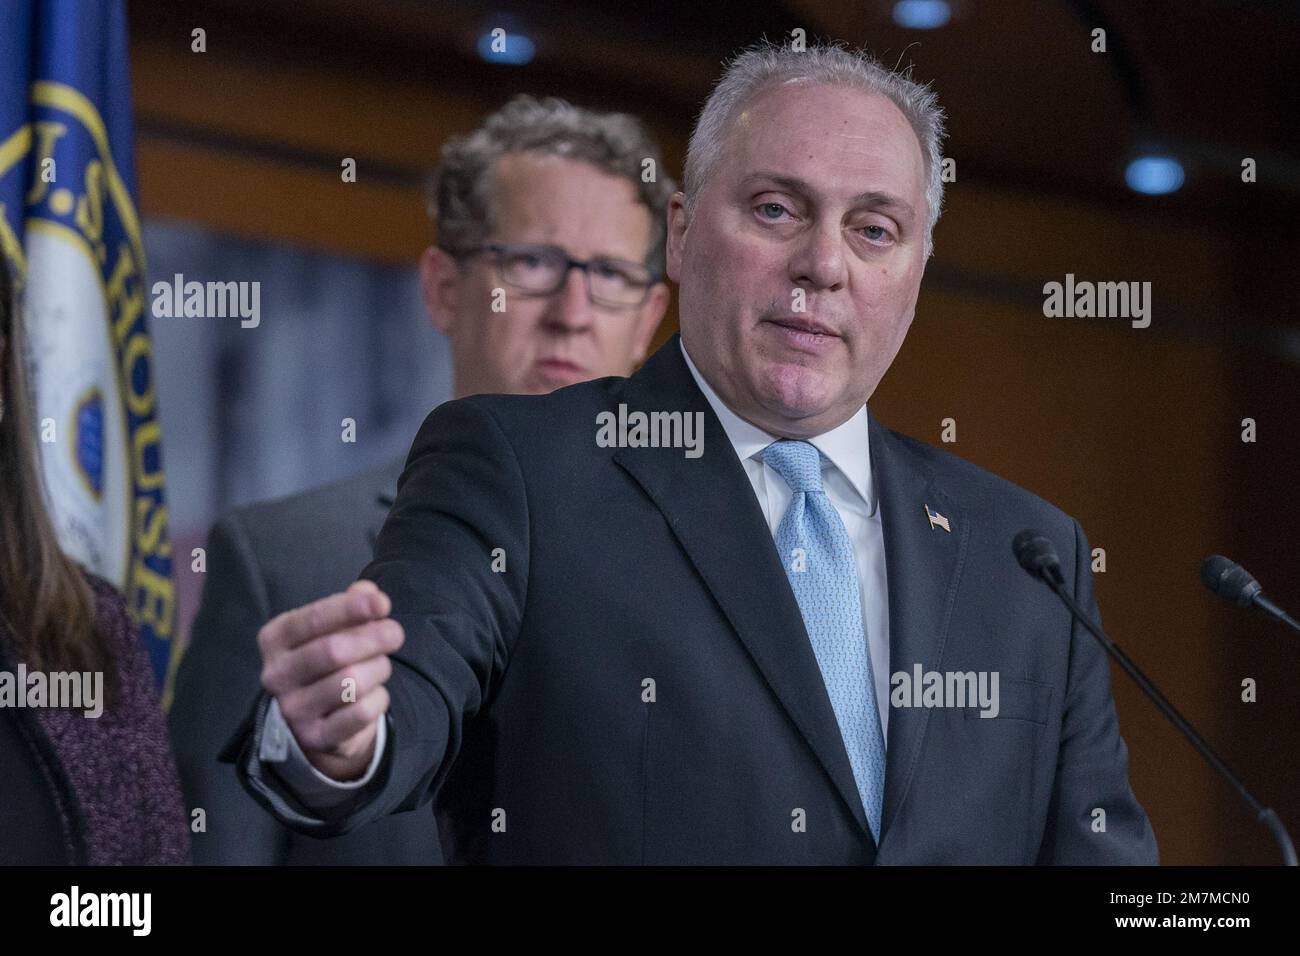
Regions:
[[0, 75, 176, 695]]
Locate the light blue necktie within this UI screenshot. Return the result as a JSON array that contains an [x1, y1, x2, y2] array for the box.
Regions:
[[762, 439, 886, 841]]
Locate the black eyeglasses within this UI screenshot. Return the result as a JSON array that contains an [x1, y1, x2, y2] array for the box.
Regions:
[[453, 242, 659, 308]]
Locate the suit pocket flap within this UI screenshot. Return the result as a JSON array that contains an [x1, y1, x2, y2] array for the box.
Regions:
[[962, 676, 1054, 724]]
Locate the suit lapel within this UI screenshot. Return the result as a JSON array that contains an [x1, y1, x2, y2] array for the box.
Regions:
[[613, 337, 874, 841], [869, 415, 970, 848]]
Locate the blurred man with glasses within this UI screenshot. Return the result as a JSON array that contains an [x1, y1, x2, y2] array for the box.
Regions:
[[168, 95, 672, 864]]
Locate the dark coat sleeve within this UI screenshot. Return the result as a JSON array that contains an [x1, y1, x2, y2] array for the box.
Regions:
[[1034, 519, 1160, 864], [225, 397, 530, 836]]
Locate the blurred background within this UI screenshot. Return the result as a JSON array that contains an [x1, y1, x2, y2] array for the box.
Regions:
[[123, 0, 1298, 865]]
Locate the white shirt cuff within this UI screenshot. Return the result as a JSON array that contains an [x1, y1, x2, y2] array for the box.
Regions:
[[259, 697, 387, 808]]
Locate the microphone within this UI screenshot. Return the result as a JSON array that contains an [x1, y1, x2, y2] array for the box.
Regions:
[[1012, 530, 1064, 586], [1013, 529, 1297, 866], [1201, 555, 1300, 633]]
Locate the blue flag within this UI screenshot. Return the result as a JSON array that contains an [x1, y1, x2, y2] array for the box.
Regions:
[[0, 1, 177, 696]]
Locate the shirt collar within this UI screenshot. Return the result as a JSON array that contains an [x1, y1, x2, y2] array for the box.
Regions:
[[678, 338, 875, 515]]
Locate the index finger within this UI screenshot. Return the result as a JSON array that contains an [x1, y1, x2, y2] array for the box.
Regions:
[[261, 585, 391, 654]]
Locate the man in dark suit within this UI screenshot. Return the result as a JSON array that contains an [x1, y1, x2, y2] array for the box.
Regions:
[[169, 95, 671, 863], [227, 42, 1159, 864]]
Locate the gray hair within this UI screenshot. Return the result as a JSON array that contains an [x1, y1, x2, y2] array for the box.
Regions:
[[685, 40, 948, 259], [431, 94, 675, 277]]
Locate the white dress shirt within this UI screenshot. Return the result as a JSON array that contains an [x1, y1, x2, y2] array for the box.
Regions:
[[264, 339, 892, 801]]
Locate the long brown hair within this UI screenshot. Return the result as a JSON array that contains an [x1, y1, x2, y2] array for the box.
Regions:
[[0, 252, 115, 689]]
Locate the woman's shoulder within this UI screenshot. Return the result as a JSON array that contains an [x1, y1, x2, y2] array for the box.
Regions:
[[77, 571, 156, 688], [74, 569, 161, 720], [79, 571, 134, 646], [68, 572, 191, 863], [81, 569, 122, 602]]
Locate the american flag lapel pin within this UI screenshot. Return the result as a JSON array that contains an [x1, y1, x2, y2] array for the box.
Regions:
[[924, 503, 951, 533]]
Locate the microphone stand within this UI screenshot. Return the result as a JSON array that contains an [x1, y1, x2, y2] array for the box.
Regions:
[[1036, 564, 1297, 866]]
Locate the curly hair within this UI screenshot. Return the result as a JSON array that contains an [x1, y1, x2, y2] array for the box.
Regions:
[[430, 94, 675, 276]]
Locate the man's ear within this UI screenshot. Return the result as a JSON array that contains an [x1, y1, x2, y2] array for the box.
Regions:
[[665, 191, 688, 284], [419, 245, 460, 335], [630, 281, 671, 364]]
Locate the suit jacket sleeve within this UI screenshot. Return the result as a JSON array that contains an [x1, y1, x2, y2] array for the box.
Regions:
[[1035, 519, 1159, 864], [168, 514, 289, 863], [226, 397, 529, 836]]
